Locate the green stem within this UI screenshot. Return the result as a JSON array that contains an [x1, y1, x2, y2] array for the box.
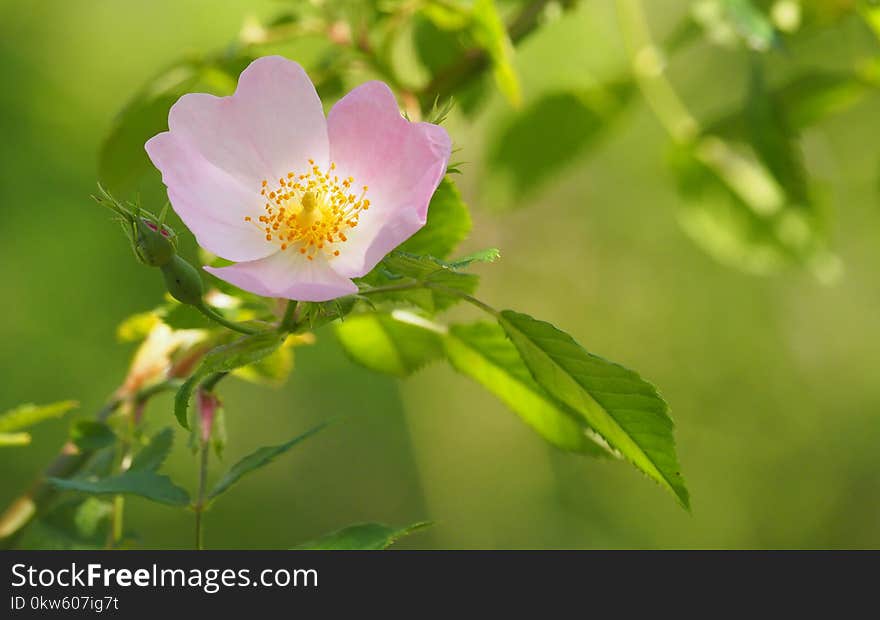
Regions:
[[358, 281, 500, 317], [615, 0, 699, 144], [279, 300, 299, 332], [194, 442, 209, 551], [195, 302, 262, 335]]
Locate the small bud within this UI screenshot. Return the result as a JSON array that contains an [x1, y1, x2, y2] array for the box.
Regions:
[[135, 218, 176, 267], [160, 255, 205, 306], [196, 389, 219, 446]]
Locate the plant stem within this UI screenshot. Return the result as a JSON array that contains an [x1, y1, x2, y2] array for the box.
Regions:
[[279, 300, 299, 332], [194, 442, 209, 551], [615, 0, 699, 144], [195, 302, 262, 335], [358, 281, 500, 317]]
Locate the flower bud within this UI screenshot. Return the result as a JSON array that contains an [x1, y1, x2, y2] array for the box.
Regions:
[[197, 389, 219, 446], [160, 255, 205, 306], [135, 218, 176, 267]]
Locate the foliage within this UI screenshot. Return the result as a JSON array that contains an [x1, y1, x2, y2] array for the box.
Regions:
[[18, 0, 880, 551]]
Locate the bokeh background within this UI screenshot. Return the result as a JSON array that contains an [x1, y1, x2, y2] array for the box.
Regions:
[[1, 0, 878, 549]]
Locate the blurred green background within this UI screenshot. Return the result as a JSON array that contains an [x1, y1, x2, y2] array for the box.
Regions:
[[1, 0, 879, 549]]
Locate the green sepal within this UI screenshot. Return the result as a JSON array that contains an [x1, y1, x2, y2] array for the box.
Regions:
[[160, 255, 205, 306]]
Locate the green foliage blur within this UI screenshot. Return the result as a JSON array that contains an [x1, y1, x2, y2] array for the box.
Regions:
[[2, 0, 879, 549]]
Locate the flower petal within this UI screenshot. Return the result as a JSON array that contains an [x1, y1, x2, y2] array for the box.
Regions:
[[325, 81, 451, 278], [205, 252, 357, 302], [145, 132, 276, 262], [166, 56, 329, 187]]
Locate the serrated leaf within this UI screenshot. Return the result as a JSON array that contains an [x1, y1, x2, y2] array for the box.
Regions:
[[0, 401, 78, 433], [446, 248, 501, 269], [361, 253, 478, 313], [201, 332, 286, 374], [232, 343, 294, 386], [208, 422, 330, 501], [335, 314, 444, 378], [70, 421, 116, 452], [130, 427, 174, 471], [47, 470, 190, 506], [293, 521, 432, 550], [298, 298, 357, 331], [398, 178, 471, 259], [498, 311, 689, 508], [446, 323, 610, 456], [174, 332, 285, 429]]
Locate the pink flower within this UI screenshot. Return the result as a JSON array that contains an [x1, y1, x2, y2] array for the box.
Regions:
[[146, 56, 451, 302]]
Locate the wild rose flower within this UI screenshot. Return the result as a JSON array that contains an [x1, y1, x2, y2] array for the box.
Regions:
[[146, 56, 451, 302]]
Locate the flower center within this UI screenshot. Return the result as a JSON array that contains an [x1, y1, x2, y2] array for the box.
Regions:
[[244, 159, 370, 261]]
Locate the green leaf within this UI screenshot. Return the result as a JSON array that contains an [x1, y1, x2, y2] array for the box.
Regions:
[[0, 433, 31, 447], [208, 422, 330, 501], [487, 85, 633, 205], [360, 253, 479, 313], [398, 178, 471, 259], [174, 332, 285, 429], [201, 331, 286, 374], [47, 470, 190, 506], [446, 248, 501, 269], [130, 427, 175, 471], [70, 421, 116, 452], [498, 311, 689, 508], [745, 61, 809, 206], [446, 323, 611, 456], [0, 401, 78, 433], [335, 313, 445, 378], [16, 498, 112, 550], [671, 140, 832, 277], [174, 375, 201, 431], [471, 0, 521, 106], [99, 55, 249, 196], [232, 344, 294, 386], [294, 521, 432, 550]]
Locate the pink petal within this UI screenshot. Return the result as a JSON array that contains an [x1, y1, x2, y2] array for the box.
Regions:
[[165, 56, 329, 187], [145, 132, 277, 262], [205, 252, 357, 302], [325, 81, 451, 278]]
